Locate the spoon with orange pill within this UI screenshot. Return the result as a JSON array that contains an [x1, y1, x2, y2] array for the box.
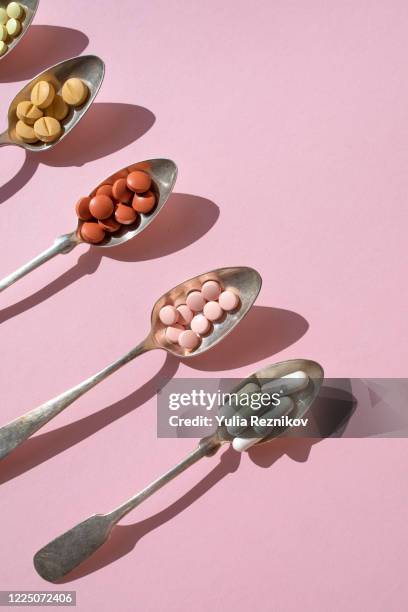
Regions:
[[33, 359, 323, 582], [0, 158, 177, 292], [0, 266, 262, 460]]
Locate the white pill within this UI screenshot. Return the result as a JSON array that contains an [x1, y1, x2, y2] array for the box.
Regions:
[[232, 437, 262, 452], [0, 8, 7, 24], [0, 24, 7, 41], [6, 17, 21, 37], [261, 370, 309, 396], [0, 40, 7, 56], [7, 2, 23, 19]]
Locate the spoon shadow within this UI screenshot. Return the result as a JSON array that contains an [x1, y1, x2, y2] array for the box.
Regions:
[[185, 305, 309, 371], [0, 354, 179, 486], [0, 26, 89, 83], [0, 102, 156, 205], [55, 445, 242, 583], [40, 385, 356, 583], [0, 193, 219, 325]]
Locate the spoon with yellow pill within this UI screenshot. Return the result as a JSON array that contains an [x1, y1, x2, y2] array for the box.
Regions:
[[0, 1, 39, 61], [0, 54, 104, 150]]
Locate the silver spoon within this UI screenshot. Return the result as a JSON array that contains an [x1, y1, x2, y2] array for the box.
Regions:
[[0, 0, 39, 61], [0, 266, 262, 461], [33, 358, 323, 583], [0, 158, 177, 292], [0, 54, 104, 149]]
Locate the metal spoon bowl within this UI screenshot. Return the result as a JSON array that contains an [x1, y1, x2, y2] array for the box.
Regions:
[[0, 0, 39, 61], [0, 266, 261, 460], [0, 54, 105, 150], [0, 158, 177, 293]]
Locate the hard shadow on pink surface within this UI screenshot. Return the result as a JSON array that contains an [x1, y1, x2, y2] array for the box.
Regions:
[[53, 389, 355, 583], [0, 354, 179, 486], [0, 103, 156, 205], [0, 25, 89, 83], [0, 194, 219, 325], [185, 305, 309, 371]]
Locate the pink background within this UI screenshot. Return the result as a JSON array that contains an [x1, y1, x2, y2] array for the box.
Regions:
[[1, 1, 408, 610]]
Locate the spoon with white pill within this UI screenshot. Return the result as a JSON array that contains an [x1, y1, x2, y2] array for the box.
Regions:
[[0, 158, 176, 293], [33, 358, 323, 583], [0, 54, 104, 149], [0, 1, 39, 61], [0, 266, 262, 461]]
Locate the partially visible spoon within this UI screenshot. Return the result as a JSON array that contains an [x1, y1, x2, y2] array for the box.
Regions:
[[33, 358, 323, 583], [0, 0, 39, 61], [0, 158, 177, 293], [0, 54, 104, 149], [0, 266, 262, 460]]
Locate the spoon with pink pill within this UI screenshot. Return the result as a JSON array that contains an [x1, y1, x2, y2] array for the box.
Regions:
[[0, 158, 177, 293], [0, 266, 262, 461], [33, 358, 323, 583]]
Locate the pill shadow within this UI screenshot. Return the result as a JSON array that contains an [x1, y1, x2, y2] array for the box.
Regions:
[[0, 25, 89, 83], [0, 102, 156, 205], [247, 383, 356, 467], [0, 354, 179, 486], [185, 305, 309, 372], [53, 445, 241, 583], [0, 193, 219, 325]]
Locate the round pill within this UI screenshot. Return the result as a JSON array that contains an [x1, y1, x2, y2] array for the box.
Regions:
[[0, 40, 7, 56], [31, 81, 55, 109], [80, 222, 105, 244], [96, 184, 114, 198], [176, 304, 194, 326], [61, 78, 89, 107], [0, 8, 7, 24], [127, 170, 151, 193], [15, 120, 38, 143], [203, 301, 223, 321], [132, 190, 156, 214], [159, 305, 179, 326], [112, 178, 132, 203], [7, 2, 23, 19], [191, 314, 211, 335], [201, 280, 221, 301], [0, 24, 7, 41], [33, 116, 61, 142], [45, 95, 69, 121], [16, 101, 43, 125], [219, 290, 239, 311], [165, 324, 184, 344], [98, 217, 121, 233], [6, 17, 21, 36], [75, 196, 93, 221], [178, 330, 200, 350], [186, 291, 206, 312], [114, 203, 137, 225], [89, 195, 114, 220]]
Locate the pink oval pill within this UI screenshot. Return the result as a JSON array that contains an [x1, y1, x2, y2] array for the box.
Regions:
[[191, 314, 211, 335], [176, 304, 194, 326], [186, 291, 206, 312], [201, 280, 221, 301], [165, 324, 184, 343], [178, 329, 201, 350], [219, 290, 239, 311], [203, 300, 223, 321], [159, 305, 179, 326]]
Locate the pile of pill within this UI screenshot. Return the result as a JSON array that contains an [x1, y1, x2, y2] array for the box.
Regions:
[[159, 279, 240, 351], [75, 170, 157, 244], [0, 2, 25, 56], [15, 77, 89, 144]]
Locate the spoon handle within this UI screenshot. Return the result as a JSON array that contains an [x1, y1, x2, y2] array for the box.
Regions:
[[0, 233, 77, 293], [0, 340, 151, 460]]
